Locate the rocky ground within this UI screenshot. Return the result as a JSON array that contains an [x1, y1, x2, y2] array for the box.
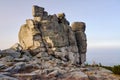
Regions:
[[0, 46, 120, 80]]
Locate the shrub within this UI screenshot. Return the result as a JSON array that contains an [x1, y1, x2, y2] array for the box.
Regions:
[[112, 65, 120, 75], [101, 66, 113, 71], [102, 65, 120, 75]]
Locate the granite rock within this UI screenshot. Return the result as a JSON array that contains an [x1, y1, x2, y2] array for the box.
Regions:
[[18, 5, 87, 65]]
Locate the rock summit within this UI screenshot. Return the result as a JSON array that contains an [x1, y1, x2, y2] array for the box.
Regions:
[[19, 5, 87, 65]]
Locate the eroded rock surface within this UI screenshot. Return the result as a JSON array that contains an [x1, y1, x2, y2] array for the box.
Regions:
[[18, 5, 86, 65], [71, 22, 87, 64]]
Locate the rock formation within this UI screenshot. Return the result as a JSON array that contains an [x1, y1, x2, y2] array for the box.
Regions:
[[19, 5, 87, 65], [71, 22, 87, 64], [0, 5, 120, 80]]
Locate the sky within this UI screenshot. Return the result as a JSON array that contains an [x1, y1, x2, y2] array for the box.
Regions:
[[0, 0, 120, 49]]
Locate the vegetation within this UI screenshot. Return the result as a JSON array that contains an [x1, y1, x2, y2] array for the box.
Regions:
[[85, 62, 120, 75], [102, 65, 120, 75]]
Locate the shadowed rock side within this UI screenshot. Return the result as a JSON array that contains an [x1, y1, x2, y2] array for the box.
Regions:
[[19, 5, 86, 65]]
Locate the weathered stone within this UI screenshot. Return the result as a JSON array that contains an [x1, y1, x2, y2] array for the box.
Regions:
[[64, 71, 89, 80], [0, 49, 1, 53], [4, 62, 26, 73], [0, 72, 11, 76], [71, 22, 87, 64], [18, 6, 87, 65], [10, 43, 23, 51], [1, 49, 21, 58], [0, 74, 18, 80], [67, 46, 78, 53], [81, 53, 86, 64], [42, 11, 48, 20], [57, 13, 65, 20], [71, 22, 86, 32], [0, 63, 6, 69], [21, 50, 32, 58], [13, 73, 39, 80], [49, 14, 58, 22], [47, 70, 62, 78], [0, 61, 14, 68], [32, 5, 44, 17], [36, 52, 48, 58], [68, 52, 77, 64], [39, 20, 69, 48], [19, 19, 41, 50], [1, 56, 14, 62], [57, 13, 69, 25], [14, 58, 26, 62]]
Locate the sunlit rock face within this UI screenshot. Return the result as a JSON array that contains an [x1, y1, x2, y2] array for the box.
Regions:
[[18, 5, 87, 65]]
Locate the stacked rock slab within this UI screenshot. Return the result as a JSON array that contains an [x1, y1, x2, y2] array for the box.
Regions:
[[18, 5, 87, 65], [71, 22, 87, 64]]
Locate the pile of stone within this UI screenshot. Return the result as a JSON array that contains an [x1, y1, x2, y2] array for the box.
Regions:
[[0, 5, 119, 80]]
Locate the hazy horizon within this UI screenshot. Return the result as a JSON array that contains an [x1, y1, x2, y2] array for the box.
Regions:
[[87, 47, 120, 66]]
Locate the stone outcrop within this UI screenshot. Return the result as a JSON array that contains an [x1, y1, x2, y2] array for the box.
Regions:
[[0, 5, 120, 80], [71, 22, 87, 64], [18, 5, 86, 65]]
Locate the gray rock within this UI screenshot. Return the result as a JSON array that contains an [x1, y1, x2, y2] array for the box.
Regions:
[[71, 22, 87, 64], [19, 6, 76, 50], [0, 61, 14, 68], [22, 50, 32, 57], [22, 54, 31, 61], [10, 43, 23, 52], [0, 72, 11, 76], [4, 62, 26, 73], [0, 49, 1, 54], [31, 69, 42, 75], [13, 73, 36, 77], [64, 71, 89, 80], [14, 57, 26, 62], [0, 63, 6, 69], [36, 52, 48, 58], [18, 6, 87, 66], [13, 50, 32, 62], [88, 75, 105, 80], [1, 49, 21, 58], [47, 70, 61, 78], [32, 5, 44, 17], [0, 74, 18, 80], [1, 56, 14, 62], [54, 52, 67, 61], [68, 52, 76, 64], [71, 22, 86, 32]]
